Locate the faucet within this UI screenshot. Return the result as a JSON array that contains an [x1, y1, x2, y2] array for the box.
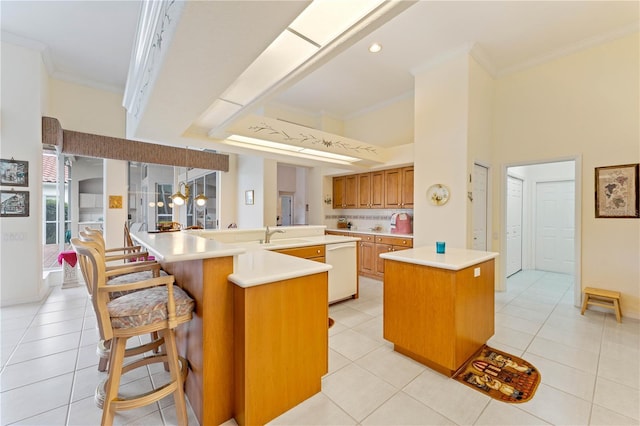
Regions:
[[264, 225, 285, 243]]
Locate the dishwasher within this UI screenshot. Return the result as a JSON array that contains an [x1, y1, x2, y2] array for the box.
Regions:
[[326, 242, 358, 303]]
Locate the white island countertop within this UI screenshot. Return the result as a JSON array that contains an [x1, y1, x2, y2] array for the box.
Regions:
[[228, 250, 332, 288], [131, 230, 245, 262], [380, 246, 498, 271]]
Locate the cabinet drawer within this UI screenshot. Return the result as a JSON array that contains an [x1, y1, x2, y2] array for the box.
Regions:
[[374, 236, 413, 247], [274, 245, 325, 259], [358, 234, 375, 243], [325, 231, 350, 237]]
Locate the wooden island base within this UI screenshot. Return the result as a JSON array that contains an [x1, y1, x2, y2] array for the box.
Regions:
[[383, 257, 495, 376]]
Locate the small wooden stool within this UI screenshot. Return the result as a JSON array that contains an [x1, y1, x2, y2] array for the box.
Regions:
[[581, 287, 622, 322]]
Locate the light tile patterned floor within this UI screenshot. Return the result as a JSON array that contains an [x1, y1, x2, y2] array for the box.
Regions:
[[1, 271, 638, 425]]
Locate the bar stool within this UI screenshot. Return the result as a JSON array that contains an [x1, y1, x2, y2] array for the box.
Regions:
[[76, 234, 167, 373], [71, 238, 194, 425]]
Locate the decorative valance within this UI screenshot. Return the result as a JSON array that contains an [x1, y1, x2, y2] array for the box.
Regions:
[[42, 117, 228, 172]]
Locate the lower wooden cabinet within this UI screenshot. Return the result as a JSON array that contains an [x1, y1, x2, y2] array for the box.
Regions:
[[273, 245, 325, 263]]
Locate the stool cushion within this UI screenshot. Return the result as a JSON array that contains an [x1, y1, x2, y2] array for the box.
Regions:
[[107, 286, 194, 329], [108, 270, 168, 299]]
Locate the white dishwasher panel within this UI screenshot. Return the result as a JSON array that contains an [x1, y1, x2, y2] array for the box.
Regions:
[[326, 242, 358, 303]]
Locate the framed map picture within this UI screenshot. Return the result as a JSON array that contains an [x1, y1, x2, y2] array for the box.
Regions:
[[0, 159, 29, 187], [595, 163, 639, 218]]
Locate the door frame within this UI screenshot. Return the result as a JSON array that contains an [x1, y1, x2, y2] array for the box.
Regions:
[[500, 155, 582, 307]]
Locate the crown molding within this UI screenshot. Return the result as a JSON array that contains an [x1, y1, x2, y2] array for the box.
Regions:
[[2, 31, 55, 76]]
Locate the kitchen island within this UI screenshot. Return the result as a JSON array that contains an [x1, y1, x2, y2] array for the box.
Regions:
[[130, 228, 348, 425], [380, 246, 498, 376]]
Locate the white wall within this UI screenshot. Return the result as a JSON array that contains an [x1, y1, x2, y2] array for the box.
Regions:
[[103, 160, 129, 250], [1, 42, 49, 305], [493, 32, 639, 317], [294, 167, 307, 225], [237, 155, 271, 228], [219, 153, 238, 228], [413, 53, 470, 248]]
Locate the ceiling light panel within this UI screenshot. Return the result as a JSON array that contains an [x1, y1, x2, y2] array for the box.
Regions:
[[221, 30, 318, 106], [289, 0, 386, 47]]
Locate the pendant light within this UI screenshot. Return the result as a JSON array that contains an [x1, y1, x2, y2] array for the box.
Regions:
[[171, 146, 208, 207]]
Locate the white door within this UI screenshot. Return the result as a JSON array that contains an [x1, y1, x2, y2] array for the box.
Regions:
[[506, 176, 523, 277], [472, 164, 489, 251], [535, 181, 575, 274], [281, 195, 293, 226]]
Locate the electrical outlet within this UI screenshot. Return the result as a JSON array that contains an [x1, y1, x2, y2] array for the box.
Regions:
[[474, 267, 481, 277]]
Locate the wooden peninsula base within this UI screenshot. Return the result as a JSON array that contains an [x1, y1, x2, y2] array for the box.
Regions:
[[233, 272, 328, 425], [382, 248, 497, 377]]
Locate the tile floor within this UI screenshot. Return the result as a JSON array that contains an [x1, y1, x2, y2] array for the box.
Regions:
[[1, 271, 639, 425]]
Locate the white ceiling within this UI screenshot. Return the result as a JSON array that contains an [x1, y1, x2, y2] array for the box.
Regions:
[[2, 1, 639, 151]]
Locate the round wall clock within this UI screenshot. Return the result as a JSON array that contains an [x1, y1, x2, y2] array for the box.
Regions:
[[427, 184, 450, 206]]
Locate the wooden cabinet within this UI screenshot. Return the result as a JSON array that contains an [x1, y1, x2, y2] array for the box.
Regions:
[[383, 258, 495, 376], [332, 166, 411, 210], [359, 241, 376, 276], [332, 176, 357, 209], [273, 245, 325, 263], [357, 171, 384, 208], [384, 166, 413, 208]]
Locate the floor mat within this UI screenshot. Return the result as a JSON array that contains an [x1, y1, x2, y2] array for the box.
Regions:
[[453, 345, 541, 403]]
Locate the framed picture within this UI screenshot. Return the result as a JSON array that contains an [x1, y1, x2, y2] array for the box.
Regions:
[[595, 163, 639, 218], [245, 190, 254, 205], [1, 190, 29, 217], [0, 159, 29, 187]]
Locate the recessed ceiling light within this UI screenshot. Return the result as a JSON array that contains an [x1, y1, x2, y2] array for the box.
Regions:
[[368, 42, 382, 53]]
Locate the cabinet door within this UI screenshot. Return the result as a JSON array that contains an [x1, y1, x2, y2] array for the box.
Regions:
[[384, 169, 401, 208], [333, 176, 345, 208], [79, 193, 94, 208], [401, 167, 414, 208], [357, 173, 371, 208], [375, 243, 392, 276], [359, 241, 375, 275], [370, 171, 385, 208], [345, 175, 358, 208]]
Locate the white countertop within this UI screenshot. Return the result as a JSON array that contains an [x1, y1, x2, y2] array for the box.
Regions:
[[131, 230, 245, 262], [228, 250, 332, 288], [325, 228, 413, 238], [130, 230, 356, 288], [379, 246, 498, 271]]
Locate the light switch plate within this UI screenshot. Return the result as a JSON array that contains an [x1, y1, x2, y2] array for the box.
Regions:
[[474, 267, 481, 277]]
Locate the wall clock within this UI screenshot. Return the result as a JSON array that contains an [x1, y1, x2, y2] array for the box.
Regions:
[[427, 184, 450, 206]]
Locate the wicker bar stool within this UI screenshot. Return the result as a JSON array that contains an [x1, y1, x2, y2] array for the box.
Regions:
[[72, 238, 194, 425], [77, 232, 167, 373]]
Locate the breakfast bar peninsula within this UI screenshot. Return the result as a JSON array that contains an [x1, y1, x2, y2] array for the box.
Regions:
[[130, 229, 344, 425], [380, 246, 498, 376]]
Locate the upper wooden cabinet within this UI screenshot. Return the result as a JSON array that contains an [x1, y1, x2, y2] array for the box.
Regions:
[[333, 166, 411, 210], [333, 175, 357, 209], [357, 171, 384, 209], [384, 166, 414, 208]]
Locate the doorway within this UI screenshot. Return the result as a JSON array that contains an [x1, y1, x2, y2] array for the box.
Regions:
[[504, 159, 580, 305], [472, 163, 489, 251], [506, 175, 523, 277], [280, 194, 293, 226]]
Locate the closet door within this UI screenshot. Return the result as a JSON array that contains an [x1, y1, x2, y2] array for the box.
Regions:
[[506, 176, 523, 277]]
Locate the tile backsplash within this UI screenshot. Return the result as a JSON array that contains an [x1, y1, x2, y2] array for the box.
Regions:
[[324, 209, 413, 233]]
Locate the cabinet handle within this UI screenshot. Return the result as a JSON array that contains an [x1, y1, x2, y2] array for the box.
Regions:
[[388, 247, 392, 251], [317, 249, 321, 254]]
